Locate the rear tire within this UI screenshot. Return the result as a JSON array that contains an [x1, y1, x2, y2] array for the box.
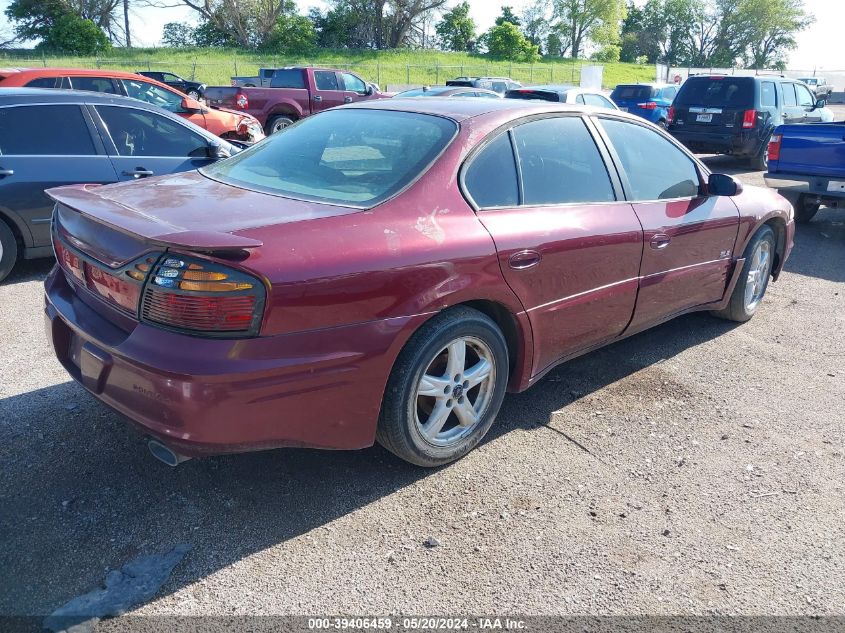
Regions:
[[376, 307, 509, 467], [749, 140, 769, 171], [712, 225, 776, 323], [0, 219, 19, 283], [265, 115, 295, 135], [657, 119, 668, 130], [794, 194, 820, 224]]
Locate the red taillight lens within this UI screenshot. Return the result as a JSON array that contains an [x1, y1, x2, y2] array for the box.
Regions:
[[637, 101, 658, 110], [668, 105, 675, 123], [141, 254, 264, 336], [85, 263, 140, 311], [235, 92, 248, 109], [742, 109, 757, 129], [768, 134, 782, 162], [53, 238, 84, 283]]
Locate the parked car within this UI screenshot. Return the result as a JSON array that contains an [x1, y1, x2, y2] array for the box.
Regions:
[[0, 68, 264, 143], [667, 74, 833, 169], [797, 77, 833, 99], [231, 68, 284, 88], [204, 67, 392, 135], [137, 70, 206, 100], [394, 86, 501, 98], [0, 88, 241, 282], [765, 122, 845, 223], [505, 85, 618, 110], [610, 83, 678, 128], [446, 77, 522, 94], [44, 99, 794, 467]]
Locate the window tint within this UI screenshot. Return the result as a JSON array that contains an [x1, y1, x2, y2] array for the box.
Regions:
[[513, 117, 615, 206], [0, 105, 95, 155], [761, 81, 777, 107], [601, 119, 699, 200], [97, 106, 207, 157], [795, 83, 814, 107], [204, 109, 456, 207], [314, 71, 340, 91], [782, 83, 797, 106], [611, 85, 653, 101], [70, 76, 120, 94], [270, 69, 306, 89], [583, 93, 612, 108], [25, 77, 59, 88], [121, 79, 184, 112], [464, 133, 518, 208], [162, 73, 181, 83], [674, 77, 754, 107], [341, 72, 367, 94]]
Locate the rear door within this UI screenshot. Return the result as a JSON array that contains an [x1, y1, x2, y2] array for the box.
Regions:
[[672, 76, 755, 132], [781, 82, 802, 124], [0, 103, 116, 249], [596, 116, 739, 330], [92, 104, 215, 181], [465, 115, 643, 374], [311, 70, 346, 113]]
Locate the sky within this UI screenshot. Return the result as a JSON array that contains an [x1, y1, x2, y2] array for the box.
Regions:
[[1, 0, 843, 70]]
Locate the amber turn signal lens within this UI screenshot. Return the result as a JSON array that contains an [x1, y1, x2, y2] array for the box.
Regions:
[[126, 270, 145, 281], [178, 280, 253, 292], [182, 270, 228, 281]]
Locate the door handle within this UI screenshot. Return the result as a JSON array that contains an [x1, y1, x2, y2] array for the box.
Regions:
[[0, 168, 14, 177], [123, 168, 154, 178], [344, 96, 353, 103], [313, 95, 322, 102], [508, 250, 542, 270], [650, 234, 671, 250]]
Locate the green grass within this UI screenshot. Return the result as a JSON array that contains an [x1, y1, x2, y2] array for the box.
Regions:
[[0, 47, 656, 89]]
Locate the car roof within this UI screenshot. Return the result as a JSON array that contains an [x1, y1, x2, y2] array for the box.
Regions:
[[518, 84, 579, 92], [345, 96, 641, 123], [0, 67, 148, 80], [0, 86, 149, 105]]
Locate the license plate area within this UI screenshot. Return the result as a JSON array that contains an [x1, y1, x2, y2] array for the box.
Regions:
[[696, 113, 713, 123], [827, 180, 845, 193]]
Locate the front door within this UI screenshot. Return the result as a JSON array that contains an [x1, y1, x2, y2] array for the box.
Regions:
[[339, 72, 370, 105], [596, 117, 740, 332], [464, 116, 644, 376], [311, 70, 346, 113]]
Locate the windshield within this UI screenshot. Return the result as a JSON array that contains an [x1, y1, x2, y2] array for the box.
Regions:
[[202, 109, 457, 207], [674, 77, 755, 107]]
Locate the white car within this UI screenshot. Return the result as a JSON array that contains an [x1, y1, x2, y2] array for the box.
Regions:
[[504, 84, 619, 110]]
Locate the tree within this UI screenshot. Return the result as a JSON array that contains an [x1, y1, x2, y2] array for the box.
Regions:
[[495, 6, 521, 27], [521, 0, 551, 50], [161, 22, 194, 47], [38, 13, 111, 53], [552, 0, 626, 60], [739, 0, 812, 69], [435, 1, 476, 52], [485, 21, 540, 61], [5, 0, 130, 46], [641, 0, 698, 65], [164, 0, 298, 48], [192, 19, 237, 47], [262, 13, 317, 54]]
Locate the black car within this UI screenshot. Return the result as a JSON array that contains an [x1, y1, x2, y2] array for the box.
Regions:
[[137, 71, 206, 100], [445, 76, 522, 94], [0, 88, 239, 282], [668, 74, 832, 170]]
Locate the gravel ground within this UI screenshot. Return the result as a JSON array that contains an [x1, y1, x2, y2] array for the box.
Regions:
[[1, 130, 844, 626]]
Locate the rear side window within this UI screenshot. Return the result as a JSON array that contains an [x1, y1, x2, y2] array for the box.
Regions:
[[601, 118, 699, 200], [0, 105, 95, 156], [25, 77, 59, 88], [761, 82, 777, 107], [97, 106, 207, 157], [270, 69, 306, 89], [464, 133, 519, 208], [782, 83, 797, 106], [513, 117, 615, 206], [611, 85, 653, 101], [314, 71, 339, 91], [674, 77, 754, 107], [69, 76, 121, 94]]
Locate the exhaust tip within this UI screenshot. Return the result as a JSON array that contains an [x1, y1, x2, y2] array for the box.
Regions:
[[147, 439, 191, 467]]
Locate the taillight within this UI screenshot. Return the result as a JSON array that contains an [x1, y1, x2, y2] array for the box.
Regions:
[[742, 109, 757, 129], [668, 105, 675, 123], [768, 134, 782, 162], [637, 101, 658, 110], [235, 92, 248, 109], [141, 255, 265, 336], [53, 238, 84, 283]]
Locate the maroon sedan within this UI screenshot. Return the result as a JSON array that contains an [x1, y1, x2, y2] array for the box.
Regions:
[[44, 99, 795, 467]]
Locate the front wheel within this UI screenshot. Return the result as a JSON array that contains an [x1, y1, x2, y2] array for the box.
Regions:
[[0, 219, 18, 283], [376, 307, 509, 467], [712, 225, 776, 322]]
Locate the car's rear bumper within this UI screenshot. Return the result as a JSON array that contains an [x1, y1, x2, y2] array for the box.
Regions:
[[765, 171, 845, 199], [44, 266, 426, 456], [669, 128, 760, 156]]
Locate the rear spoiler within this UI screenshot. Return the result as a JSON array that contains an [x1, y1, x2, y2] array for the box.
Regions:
[[46, 184, 263, 252]]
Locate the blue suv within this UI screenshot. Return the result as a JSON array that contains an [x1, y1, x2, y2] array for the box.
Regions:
[[610, 84, 679, 128]]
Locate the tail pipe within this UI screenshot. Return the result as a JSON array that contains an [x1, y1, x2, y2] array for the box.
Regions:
[[147, 439, 192, 467]]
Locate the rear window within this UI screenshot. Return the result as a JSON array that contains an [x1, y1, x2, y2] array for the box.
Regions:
[[446, 80, 473, 87], [674, 77, 754, 107], [0, 105, 95, 155], [505, 90, 559, 102], [270, 69, 305, 89], [203, 109, 457, 207], [397, 87, 453, 97], [611, 85, 655, 101]]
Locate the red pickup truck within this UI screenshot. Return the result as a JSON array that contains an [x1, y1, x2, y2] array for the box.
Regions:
[[204, 67, 392, 135]]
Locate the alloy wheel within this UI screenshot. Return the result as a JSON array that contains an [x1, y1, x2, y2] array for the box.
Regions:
[[744, 240, 772, 312]]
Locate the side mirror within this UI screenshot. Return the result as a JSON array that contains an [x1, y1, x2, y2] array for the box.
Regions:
[[366, 83, 375, 96], [181, 96, 204, 112], [708, 173, 743, 197], [207, 141, 231, 160], [815, 98, 827, 109]]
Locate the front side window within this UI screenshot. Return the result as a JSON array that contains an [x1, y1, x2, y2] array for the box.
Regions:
[[512, 116, 615, 206], [464, 132, 519, 209], [314, 71, 340, 91], [203, 109, 456, 207], [162, 73, 181, 83], [341, 73, 367, 94], [121, 79, 184, 112], [70, 76, 120, 94], [600, 118, 700, 200], [97, 106, 207, 157], [795, 84, 815, 107], [0, 105, 95, 156]]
